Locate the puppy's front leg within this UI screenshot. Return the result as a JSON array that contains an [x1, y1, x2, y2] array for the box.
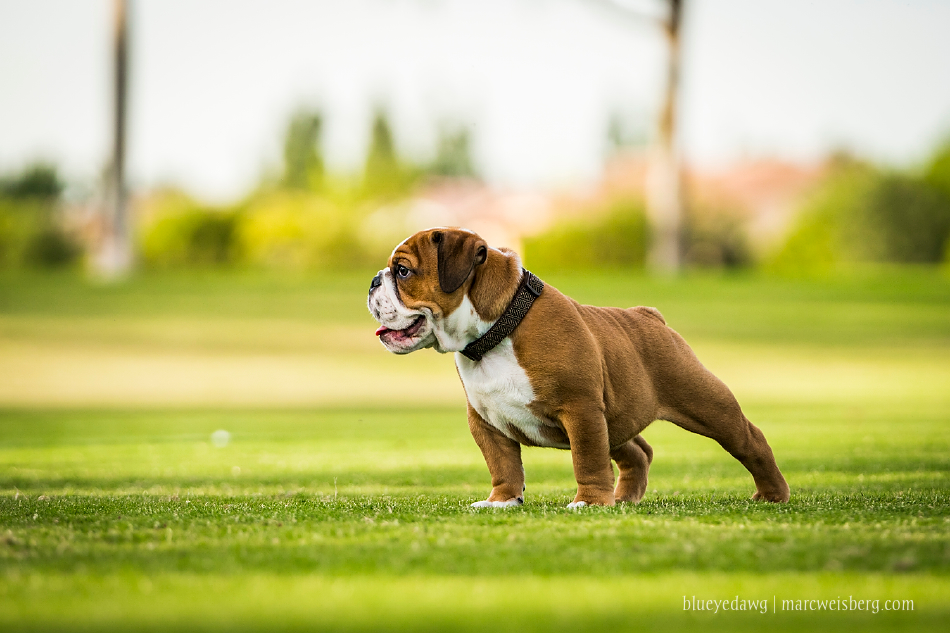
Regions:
[[467, 404, 525, 508], [562, 407, 615, 507]]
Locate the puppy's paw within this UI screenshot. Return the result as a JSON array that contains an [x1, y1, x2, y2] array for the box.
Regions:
[[752, 489, 790, 503], [568, 488, 615, 507], [471, 497, 523, 509]]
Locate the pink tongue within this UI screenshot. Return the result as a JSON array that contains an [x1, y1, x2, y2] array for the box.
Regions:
[[375, 326, 390, 337]]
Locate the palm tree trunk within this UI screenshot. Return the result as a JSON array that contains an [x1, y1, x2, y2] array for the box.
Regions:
[[97, 0, 132, 276], [647, 0, 683, 273]]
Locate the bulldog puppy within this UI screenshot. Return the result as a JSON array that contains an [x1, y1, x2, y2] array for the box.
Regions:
[[367, 227, 790, 508]]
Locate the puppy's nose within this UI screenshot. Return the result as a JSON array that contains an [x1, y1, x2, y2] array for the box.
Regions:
[[369, 273, 382, 293]]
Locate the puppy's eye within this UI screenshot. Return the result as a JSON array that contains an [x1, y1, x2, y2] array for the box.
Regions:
[[396, 265, 411, 279]]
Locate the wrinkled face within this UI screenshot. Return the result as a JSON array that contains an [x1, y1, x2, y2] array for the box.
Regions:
[[367, 228, 487, 354]]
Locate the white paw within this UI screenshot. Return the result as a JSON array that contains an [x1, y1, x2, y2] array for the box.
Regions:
[[470, 498, 523, 508], [566, 501, 588, 509]]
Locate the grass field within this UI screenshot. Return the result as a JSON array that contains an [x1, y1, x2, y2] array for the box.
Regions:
[[1, 268, 949, 631]]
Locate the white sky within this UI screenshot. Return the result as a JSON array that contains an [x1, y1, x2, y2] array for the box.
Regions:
[[1, 0, 949, 202]]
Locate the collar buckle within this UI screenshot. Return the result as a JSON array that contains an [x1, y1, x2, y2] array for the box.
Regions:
[[525, 272, 543, 297]]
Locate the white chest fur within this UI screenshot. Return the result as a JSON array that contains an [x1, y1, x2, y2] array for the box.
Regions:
[[455, 339, 568, 449]]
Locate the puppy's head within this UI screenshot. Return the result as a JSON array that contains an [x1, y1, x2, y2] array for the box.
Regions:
[[367, 228, 489, 354]]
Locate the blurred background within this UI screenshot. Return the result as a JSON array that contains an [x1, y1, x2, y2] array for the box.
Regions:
[[3, 6, 950, 629], [1, 0, 949, 407]]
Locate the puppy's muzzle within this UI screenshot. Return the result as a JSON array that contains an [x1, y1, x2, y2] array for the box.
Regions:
[[369, 273, 382, 295]]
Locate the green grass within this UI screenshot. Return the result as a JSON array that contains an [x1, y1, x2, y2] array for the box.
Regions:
[[1, 268, 949, 631]]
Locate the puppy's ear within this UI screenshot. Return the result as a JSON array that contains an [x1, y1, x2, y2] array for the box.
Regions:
[[432, 230, 487, 294]]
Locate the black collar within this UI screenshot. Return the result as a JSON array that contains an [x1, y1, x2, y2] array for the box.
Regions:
[[459, 268, 544, 362]]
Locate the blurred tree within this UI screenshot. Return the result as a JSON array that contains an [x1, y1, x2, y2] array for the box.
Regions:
[[924, 137, 950, 201], [770, 156, 950, 273], [606, 110, 648, 153], [428, 125, 478, 179], [0, 163, 64, 200], [363, 109, 408, 198], [853, 173, 950, 263], [646, 0, 685, 274], [0, 163, 82, 269], [95, 0, 132, 277], [924, 138, 950, 262], [607, 113, 626, 153], [282, 109, 325, 191], [587, 0, 686, 273]]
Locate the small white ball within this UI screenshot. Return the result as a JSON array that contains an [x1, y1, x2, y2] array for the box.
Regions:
[[211, 429, 231, 447]]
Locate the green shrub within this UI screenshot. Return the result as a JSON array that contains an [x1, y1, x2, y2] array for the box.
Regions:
[[922, 137, 950, 265], [22, 226, 82, 268], [855, 173, 950, 263], [924, 137, 950, 201], [139, 204, 241, 269], [769, 158, 950, 274], [237, 192, 367, 270], [0, 200, 31, 268], [136, 188, 378, 271], [523, 198, 648, 271], [769, 164, 874, 275], [682, 205, 753, 269], [0, 163, 63, 200], [0, 163, 81, 269], [0, 199, 81, 270]]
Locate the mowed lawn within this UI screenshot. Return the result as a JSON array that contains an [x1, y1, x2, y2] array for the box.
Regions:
[[1, 268, 949, 632]]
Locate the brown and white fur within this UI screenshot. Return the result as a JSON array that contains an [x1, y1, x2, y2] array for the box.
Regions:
[[367, 228, 790, 508]]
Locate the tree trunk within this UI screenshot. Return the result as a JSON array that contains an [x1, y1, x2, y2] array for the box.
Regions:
[[97, 0, 132, 276], [647, 0, 683, 273]]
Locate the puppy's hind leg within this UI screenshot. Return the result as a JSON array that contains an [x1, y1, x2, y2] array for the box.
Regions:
[[664, 399, 790, 502], [658, 367, 789, 502], [611, 435, 653, 503]]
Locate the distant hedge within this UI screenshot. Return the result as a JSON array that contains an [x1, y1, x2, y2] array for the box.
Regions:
[[770, 151, 950, 274], [0, 164, 81, 269], [136, 189, 374, 271], [522, 198, 649, 272]]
